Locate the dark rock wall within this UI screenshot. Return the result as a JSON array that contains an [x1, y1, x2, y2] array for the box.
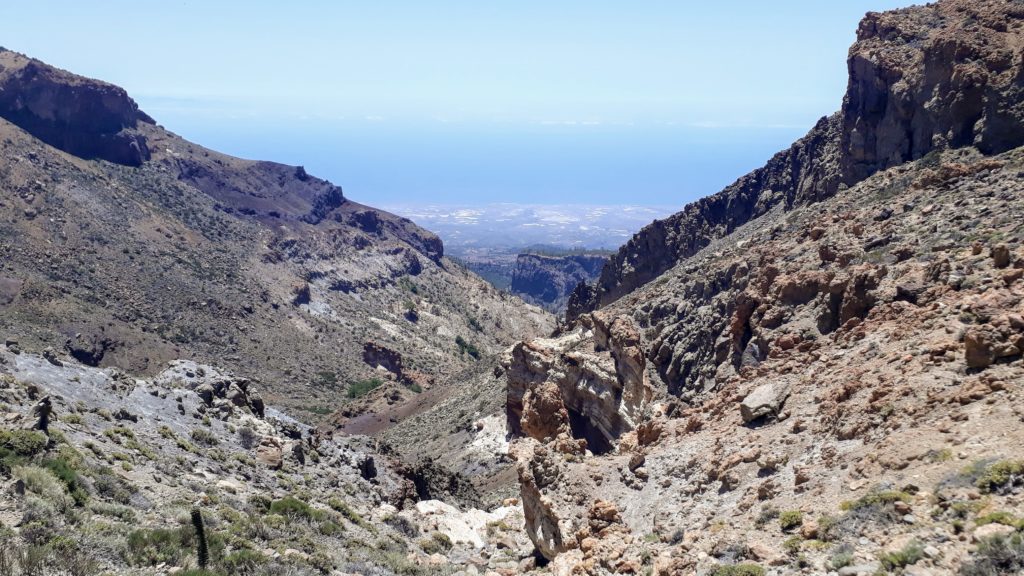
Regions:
[[0, 53, 152, 165]]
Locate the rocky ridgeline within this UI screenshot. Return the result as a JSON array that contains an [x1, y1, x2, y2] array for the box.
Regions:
[[0, 49, 153, 166], [0, 47, 551, 423], [510, 253, 607, 313], [570, 0, 1024, 318]]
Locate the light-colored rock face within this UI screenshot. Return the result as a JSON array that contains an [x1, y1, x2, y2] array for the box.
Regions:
[[406, 499, 524, 549], [505, 313, 653, 457]]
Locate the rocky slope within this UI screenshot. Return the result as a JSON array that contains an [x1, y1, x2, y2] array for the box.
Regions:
[[0, 48, 551, 423], [511, 141, 1024, 576], [505, 1, 1024, 574], [510, 253, 607, 313], [570, 0, 1024, 318], [0, 345, 544, 575]]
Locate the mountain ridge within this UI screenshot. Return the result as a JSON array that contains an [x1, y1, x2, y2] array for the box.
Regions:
[[571, 0, 1024, 319]]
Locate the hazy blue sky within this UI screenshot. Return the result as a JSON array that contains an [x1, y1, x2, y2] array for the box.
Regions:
[[2, 1, 914, 206]]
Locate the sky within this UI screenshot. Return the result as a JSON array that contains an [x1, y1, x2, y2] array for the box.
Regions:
[[1, 1, 915, 207]]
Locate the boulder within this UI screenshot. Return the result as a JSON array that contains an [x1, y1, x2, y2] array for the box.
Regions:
[[740, 382, 790, 423], [991, 243, 1011, 268], [255, 438, 283, 470]]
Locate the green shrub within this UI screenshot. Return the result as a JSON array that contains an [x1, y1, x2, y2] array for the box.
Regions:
[[15, 466, 70, 509], [269, 496, 323, 521], [191, 428, 219, 447], [830, 548, 854, 570], [710, 564, 766, 576], [840, 489, 911, 512], [976, 512, 1023, 529], [455, 336, 481, 359], [103, 426, 135, 442], [43, 457, 88, 506], [879, 541, 925, 571], [248, 494, 272, 513], [0, 429, 48, 456], [779, 510, 803, 531], [220, 549, 267, 574], [976, 460, 1024, 494], [347, 378, 383, 399], [419, 532, 453, 554], [126, 527, 193, 566], [329, 498, 371, 530], [754, 506, 778, 528], [783, 535, 802, 555], [960, 533, 1024, 576], [817, 514, 840, 542]]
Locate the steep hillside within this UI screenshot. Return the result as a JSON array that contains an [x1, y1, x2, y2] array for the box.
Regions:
[[512, 138, 1024, 576], [506, 1, 1024, 574], [0, 345, 544, 574], [570, 0, 1024, 318], [0, 48, 552, 421]]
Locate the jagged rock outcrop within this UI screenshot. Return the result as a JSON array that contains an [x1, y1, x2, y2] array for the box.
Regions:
[[155, 360, 266, 418], [0, 49, 152, 166], [843, 1, 1024, 180], [363, 342, 404, 379], [511, 253, 607, 313], [574, 0, 1024, 317], [505, 313, 652, 457]]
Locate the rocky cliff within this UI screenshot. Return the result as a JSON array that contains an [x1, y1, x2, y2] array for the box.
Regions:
[[572, 0, 1024, 318], [0, 49, 153, 166], [511, 252, 607, 313], [508, 2, 1024, 574]]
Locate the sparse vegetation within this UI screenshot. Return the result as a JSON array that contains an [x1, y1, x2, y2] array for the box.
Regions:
[[975, 460, 1024, 494], [347, 378, 383, 399], [779, 510, 803, 531], [190, 427, 219, 447], [419, 531, 453, 554], [960, 533, 1024, 576], [840, 489, 911, 512], [269, 496, 323, 521], [879, 541, 925, 571], [710, 564, 766, 576], [0, 428, 48, 457], [455, 335, 481, 359]]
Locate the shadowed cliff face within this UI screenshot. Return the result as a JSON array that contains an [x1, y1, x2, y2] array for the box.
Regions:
[[0, 49, 152, 166], [510, 253, 607, 313], [572, 0, 1024, 319]]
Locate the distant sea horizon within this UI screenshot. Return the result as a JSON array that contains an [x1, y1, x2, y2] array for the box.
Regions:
[[143, 110, 812, 209]]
